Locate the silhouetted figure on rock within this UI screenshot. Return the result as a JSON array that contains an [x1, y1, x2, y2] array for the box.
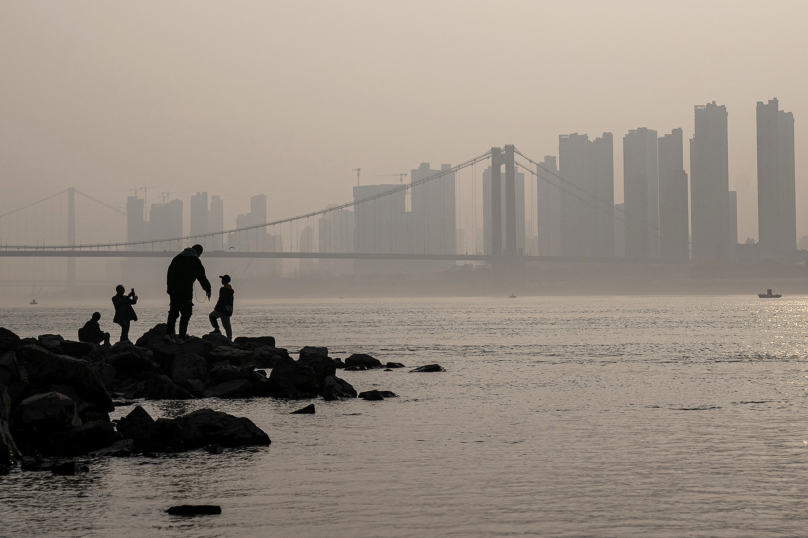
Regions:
[[78, 312, 110, 346], [209, 274, 234, 341], [165, 244, 211, 344], [112, 285, 138, 344]]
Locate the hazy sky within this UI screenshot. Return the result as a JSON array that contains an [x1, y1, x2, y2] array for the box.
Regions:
[[2, 0, 807, 244]]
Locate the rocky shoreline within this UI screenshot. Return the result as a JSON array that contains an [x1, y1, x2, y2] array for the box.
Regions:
[[0, 325, 443, 474]]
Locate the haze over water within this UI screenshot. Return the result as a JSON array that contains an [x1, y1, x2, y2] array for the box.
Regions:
[[3, 295, 808, 537]]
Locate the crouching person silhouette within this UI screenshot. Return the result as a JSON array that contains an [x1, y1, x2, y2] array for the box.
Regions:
[[78, 312, 110, 346]]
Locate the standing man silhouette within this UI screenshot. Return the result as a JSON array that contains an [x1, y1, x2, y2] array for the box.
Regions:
[[165, 244, 211, 343]]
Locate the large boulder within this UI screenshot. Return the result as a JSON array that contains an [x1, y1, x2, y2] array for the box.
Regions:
[[0, 328, 20, 341], [345, 354, 383, 369], [91, 362, 116, 389], [172, 408, 270, 449], [234, 336, 276, 350], [89, 438, 134, 457], [268, 357, 318, 397], [322, 376, 357, 401], [37, 334, 64, 354], [0, 351, 22, 386], [63, 421, 119, 455], [117, 406, 185, 453], [134, 324, 168, 350], [207, 347, 255, 369], [16, 345, 113, 412], [60, 341, 97, 359], [298, 355, 336, 388], [254, 347, 288, 368], [299, 346, 328, 360], [209, 365, 249, 386], [202, 379, 253, 399], [410, 364, 446, 372], [170, 354, 208, 385], [102, 352, 160, 381], [14, 392, 82, 430], [143, 375, 193, 400], [0, 384, 21, 466]]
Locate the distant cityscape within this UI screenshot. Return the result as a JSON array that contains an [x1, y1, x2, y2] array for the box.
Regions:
[[119, 98, 798, 277]]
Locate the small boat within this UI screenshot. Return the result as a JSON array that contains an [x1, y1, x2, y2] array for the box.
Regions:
[[758, 289, 782, 298], [509, 293, 516, 299], [30, 299, 38, 305]]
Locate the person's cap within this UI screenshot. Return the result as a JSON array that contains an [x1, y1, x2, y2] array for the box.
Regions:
[[219, 274, 231, 284]]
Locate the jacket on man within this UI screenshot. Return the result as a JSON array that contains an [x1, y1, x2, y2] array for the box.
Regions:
[[112, 293, 138, 323], [214, 284, 234, 315], [166, 247, 211, 302]]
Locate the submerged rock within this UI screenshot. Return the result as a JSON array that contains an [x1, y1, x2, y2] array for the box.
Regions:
[[410, 364, 445, 372], [0, 384, 21, 466], [358, 390, 396, 401], [345, 354, 383, 369], [386, 362, 405, 369], [322, 376, 357, 401], [202, 379, 253, 399], [172, 408, 270, 449], [204, 443, 223, 454], [344, 365, 367, 371], [89, 439, 134, 457], [268, 357, 318, 397], [143, 374, 193, 401], [167, 505, 222, 516], [51, 461, 89, 476], [291, 404, 315, 414]]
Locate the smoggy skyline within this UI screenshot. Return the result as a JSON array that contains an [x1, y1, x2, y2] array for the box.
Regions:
[[2, 1, 807, 244]]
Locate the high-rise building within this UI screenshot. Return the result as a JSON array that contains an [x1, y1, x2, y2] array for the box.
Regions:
[[482, 166, 525, 256], [410, 163, 456, 270], [353, 184, 407, 274], [559, 133, 614, 258], [126, 196, 146, 249], [318, 206, 354, 275], [691, 101, 731, 260], [614, 203, 626, 258], [210, 195, 224, 250], [624, 128, 659, 259], [536, 155, 561, 256], [658, 128, 689, 261], [149, 199, 183, 242], [757, 98, 796, 254], [190, 192, 209, 250], [729, 190, 738, 258]]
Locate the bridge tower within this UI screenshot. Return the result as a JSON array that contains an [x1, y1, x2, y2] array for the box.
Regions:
[[490, 145, 518, 261], [67, 187, 76, 285]]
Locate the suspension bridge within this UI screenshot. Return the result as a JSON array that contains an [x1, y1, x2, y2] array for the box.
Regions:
[[0, 145, 649, 285]]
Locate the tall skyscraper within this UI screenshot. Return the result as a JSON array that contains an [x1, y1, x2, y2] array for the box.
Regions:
[[658, 128, 689, 261], [729, 190, 738, 258], [410, 163, 456, 270], [209, 195, 224, 250], [690, 101, 730, 260], [757, 98, 796, 254], [536, 155, 561, 256], [353, 184, 407, 274], [482, 166, 525, 255], [126, 196, 146, 249], [559, 133, 614, 258], [624, 128, 659, 259], [149, 199, 183, 242], [190, 192, 209, 250]]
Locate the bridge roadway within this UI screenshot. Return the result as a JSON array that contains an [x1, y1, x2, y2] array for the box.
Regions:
[[0, 250, 634, 264]]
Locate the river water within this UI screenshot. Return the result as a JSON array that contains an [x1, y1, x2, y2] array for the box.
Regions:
[[2, 296, 808, 537]]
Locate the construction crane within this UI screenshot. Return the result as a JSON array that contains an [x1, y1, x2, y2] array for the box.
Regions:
[[376, 172, 408, 184], [352, 168, 361, 186]]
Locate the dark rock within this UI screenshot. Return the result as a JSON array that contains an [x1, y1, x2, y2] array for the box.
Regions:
[[143, 375, 193, 400], [91, 362, 116, 388], [167, 505, 222, 516], [201, 333, 235, 348], [21, 456, 53, 472], [254, 347, 286, 368], [0, 384, 21, 466], [204, 443, 223, 454], [51, 461, 89, 476], [299, 346, 328, 360], [0, 328, 20, 341], [89, 439, 134, 457], [0, 464, 9, 475], [252, 377, 298, 399], [14, 392, 82, 430], [344, 365, 367, 371], [384, 369, 392, 371], [0, 351, 21, 386], [134, 324, 167, 349], [60, 341, 96, 359], [102, 352, 158, 381], [37, 334, 64, 354], [345, 354, 383, 369], [80, 410, 110, 423], [63, 421, 119, 454], [178, 379, 205, 397], [322, 376, 357, 401], [410, 364, 445, 372], [117, 406, 186, 453], [359, 390, 390, 401], [172, 408, 270, 449], [268, 357, 318, 397], [209, 364, 248, 385], [170, 354, 208, 384], [202, 379, 253, 399], [386, 362, 405, 368], [291, 404, 315, 414], [16, 345, 113, 412], [153, 339, 214, 373], [333, 358, 345, 369], [298, 355, 336, 388], [234, 336, 276, 350]]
